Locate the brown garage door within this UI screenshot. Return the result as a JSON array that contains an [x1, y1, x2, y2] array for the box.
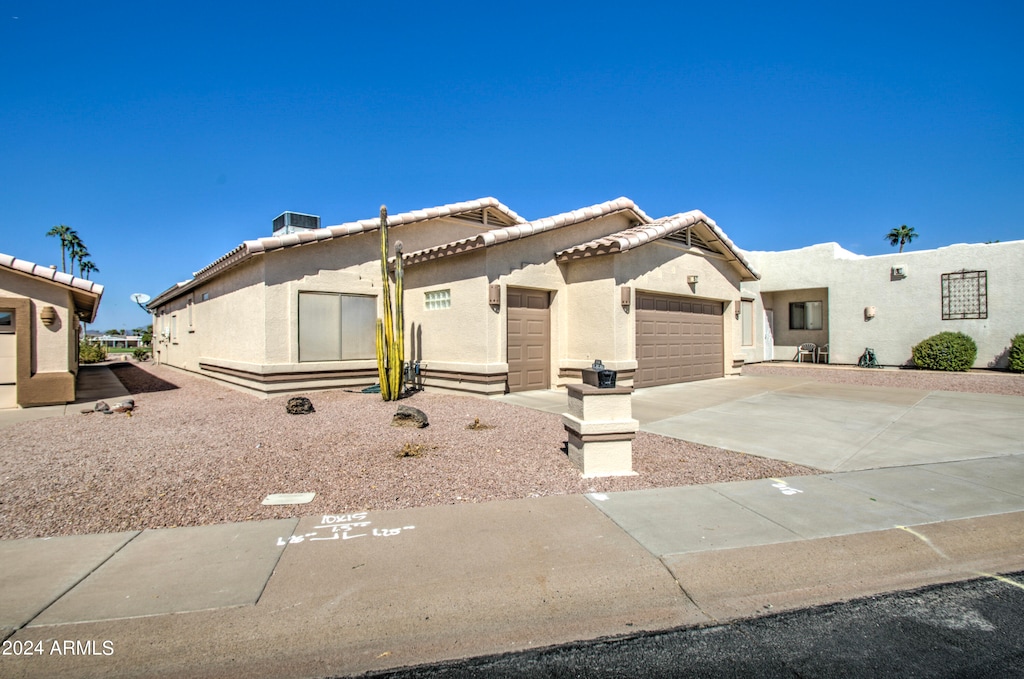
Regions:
[[635, 293, 723, 388], [507, 288, 550, 392]]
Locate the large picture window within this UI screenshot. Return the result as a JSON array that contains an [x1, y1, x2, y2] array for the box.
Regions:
[[789, 301, 822, 330], [298, 292, 376, 362]]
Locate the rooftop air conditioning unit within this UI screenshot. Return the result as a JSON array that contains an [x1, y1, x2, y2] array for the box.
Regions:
[[273, 212, 321, 235]]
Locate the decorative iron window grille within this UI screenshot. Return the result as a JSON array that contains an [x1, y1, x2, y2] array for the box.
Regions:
[[941, 270, 987, 320]]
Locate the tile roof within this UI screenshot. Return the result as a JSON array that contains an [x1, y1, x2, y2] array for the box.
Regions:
[[151, 197, 524, 307], [400, 197, 651, 266], [0, 252, 105, 321], [554, 210, 760, 280]]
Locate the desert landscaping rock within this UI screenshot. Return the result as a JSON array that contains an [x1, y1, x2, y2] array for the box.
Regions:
[[0, 361, 820, 540], [285, 397, 315, 415], [392, 404, 429, 428]]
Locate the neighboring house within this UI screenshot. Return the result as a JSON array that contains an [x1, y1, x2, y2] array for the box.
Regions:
[[741, 240, 1024, 368], [0, 252, 104, 408], [148, 197, 759, 396], [87, 334, 144, 349]]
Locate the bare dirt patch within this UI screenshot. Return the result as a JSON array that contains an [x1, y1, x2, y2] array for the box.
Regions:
[[1, 362, 816, 539]]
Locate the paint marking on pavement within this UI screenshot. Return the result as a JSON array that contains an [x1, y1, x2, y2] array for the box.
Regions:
[[896, 525, 949, 560], [974, 572, 1024, 592]]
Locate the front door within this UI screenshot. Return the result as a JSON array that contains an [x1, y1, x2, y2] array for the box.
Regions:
[[506, 289, 550, 392]]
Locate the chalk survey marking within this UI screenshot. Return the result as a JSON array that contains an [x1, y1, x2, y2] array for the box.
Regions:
[[769, 478, 804, 496], [276, 512, 416, 546]]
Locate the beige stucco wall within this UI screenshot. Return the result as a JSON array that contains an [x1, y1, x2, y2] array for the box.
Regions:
[[152, 216, 503, 391], [0, 273, 75, 374], [404, 213, 750, 392], [743, 240, 1024, 368]]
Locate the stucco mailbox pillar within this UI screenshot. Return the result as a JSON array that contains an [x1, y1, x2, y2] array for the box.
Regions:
[[562, 384, 639, 477]]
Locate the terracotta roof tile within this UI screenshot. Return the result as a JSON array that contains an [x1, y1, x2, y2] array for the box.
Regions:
[[0, 251, 105, 321]]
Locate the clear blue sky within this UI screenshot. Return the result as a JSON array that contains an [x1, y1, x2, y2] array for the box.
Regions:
[[3, 1, 1021, 332]]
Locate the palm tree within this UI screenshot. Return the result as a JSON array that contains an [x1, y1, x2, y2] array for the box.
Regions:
[[885, 225, 918, 253], [79, 260, 99, 280], [45, 224, 74, 272], [66, 233, 89, 277]]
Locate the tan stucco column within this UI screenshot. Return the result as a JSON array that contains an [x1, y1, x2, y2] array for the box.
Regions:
[[561, 384, 639, 478]]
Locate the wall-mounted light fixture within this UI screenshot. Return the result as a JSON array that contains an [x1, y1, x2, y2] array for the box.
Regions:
[[40, 306, 57, 327], [488, 283, 501, 307], [686, 275, 699, 285], [735, 302, 742, 319], [865, 306, 877, 320], [621, 286, 631, 309]]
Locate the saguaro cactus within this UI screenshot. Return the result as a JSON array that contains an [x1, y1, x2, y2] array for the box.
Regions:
[[375, 205, 405, 400]]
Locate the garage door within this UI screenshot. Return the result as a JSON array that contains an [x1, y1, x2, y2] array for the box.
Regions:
[[507, 289, 550, 392], [635, 293, 723, 388]]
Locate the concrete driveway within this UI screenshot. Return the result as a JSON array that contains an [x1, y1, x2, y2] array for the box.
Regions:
[[497, 375, 1024, 472]]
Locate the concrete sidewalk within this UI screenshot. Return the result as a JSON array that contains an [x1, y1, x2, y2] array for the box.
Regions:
[[2, 373, 1024, 677], [2, 454, 1023, 678]]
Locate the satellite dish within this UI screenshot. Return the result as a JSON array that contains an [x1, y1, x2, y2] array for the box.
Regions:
[[130, 293, 151, 312]]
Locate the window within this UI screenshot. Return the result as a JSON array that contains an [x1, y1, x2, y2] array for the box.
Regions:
[[170, 315, 177, 342], [789, 301, 822, 330], [0, 310, 13, 333], [201, 292, 210, 302], [740, 300, 754, 346], [424, 289, 451, 310], [942, 270, 987, 320], [298, 292, 376, 362]]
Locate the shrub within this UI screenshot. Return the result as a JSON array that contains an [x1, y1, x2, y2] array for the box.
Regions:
[[79, 340, 108, 364], [132, 347, 150, 362], [1009, 334, 1024, 373], [911, 331, 977, 372]]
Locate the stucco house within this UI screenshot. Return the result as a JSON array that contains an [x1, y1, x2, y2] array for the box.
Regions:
[[0, 252, 104, 408], [741, 240, 1024, 369], [148, 197, 759, 396]]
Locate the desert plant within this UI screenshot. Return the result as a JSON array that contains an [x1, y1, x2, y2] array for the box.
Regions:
[[79, 339, 108, 364], [375, 205, 405, 401], [1009, 334, 1024, 373], [911, 331, 977, 371], [395, 442, 427, 458], [132, 347, 150, 361]]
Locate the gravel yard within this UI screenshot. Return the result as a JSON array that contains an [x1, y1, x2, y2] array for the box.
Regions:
[[742, 362, 1024, 396], [3, 360, 1019, 540], [1, 362, 815, 540]]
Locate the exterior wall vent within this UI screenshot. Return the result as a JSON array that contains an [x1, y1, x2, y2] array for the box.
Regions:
[[273, 212, 321, 235]]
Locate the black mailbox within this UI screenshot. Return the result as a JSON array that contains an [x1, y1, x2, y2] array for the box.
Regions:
[[581, 359, 617, 389]]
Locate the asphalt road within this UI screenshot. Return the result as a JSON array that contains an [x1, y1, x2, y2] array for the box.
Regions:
[[361, 572, 1024, 679]]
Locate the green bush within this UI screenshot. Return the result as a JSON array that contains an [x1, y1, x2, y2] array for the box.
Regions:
[[911, 331, 977, 372], [1009, 334, 1024, 373], [132, 347, 150, 362], [79, 340, 108, 364]]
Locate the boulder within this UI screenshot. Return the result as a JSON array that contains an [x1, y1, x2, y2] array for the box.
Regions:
[[286, 397, 315, 415], [94, 401, 111, 414], [392, 405, 429, 428], [111, 399, 135, 413]]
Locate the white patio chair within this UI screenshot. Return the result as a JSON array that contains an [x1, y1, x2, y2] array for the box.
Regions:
[[816, 343, 830, 364], [797, 343, 816, 362]]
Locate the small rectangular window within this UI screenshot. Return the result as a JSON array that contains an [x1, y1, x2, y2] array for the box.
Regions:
[[0, 310, 13, 333], [425, 289, 452, 310], [201, 292, 210, 302], [741, 300, 754, 347], [789, 301, 822, 330]]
